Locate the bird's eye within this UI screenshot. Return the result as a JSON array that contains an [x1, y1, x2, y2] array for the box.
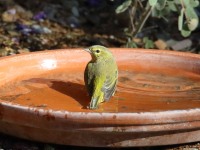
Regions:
[[96, 50, 100, 53]]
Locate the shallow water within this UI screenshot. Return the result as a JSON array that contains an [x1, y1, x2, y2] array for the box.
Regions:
[[0, 70, 200, 113]]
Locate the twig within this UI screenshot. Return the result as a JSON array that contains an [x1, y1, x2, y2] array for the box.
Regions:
[[129, 0, 138, 33], [132, 3, 153, 37]]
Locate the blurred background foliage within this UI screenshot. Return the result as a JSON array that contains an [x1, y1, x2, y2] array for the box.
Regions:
[[116, 0, 199, 48], [0, 0, 199, 56], [116, 0, 199, 37]]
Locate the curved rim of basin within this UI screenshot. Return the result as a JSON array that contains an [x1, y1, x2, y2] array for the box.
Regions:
[[0, 48, 200, 127], [1, 48, 200, 147]]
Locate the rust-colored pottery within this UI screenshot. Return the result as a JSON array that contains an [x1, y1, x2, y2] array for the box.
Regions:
[[0, 48, 200, 147]]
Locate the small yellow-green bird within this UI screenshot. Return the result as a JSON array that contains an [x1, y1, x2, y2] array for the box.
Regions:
[[84, 45, 118, 109]]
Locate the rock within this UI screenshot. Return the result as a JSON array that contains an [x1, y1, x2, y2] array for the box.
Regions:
[[71, 6, 79, 17], [18, 48, 30, 54], [33, 11, 46, 21], [14, 4, 33, 19], [2, 4, 33, 22], [42, 27, 52, 34], [155, 39, 167, 50], [31, 25, 52, 34], [171, 39, 192, 51], [2, 8, 18, 22], [0, 47, 17, 56]]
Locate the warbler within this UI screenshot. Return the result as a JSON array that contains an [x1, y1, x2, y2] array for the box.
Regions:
[[84, 45, 118, 109]]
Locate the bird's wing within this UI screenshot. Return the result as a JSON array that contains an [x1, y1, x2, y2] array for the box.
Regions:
[[89, 77, 105, 109], [84, 63, 94, 97], [102, 70, 118, 101]]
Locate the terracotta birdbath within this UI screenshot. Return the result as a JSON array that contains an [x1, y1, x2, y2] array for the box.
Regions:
[[0, 48, 200, 147]]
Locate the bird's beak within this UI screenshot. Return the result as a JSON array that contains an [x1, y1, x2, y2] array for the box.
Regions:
[[84, 48, 92, 54]]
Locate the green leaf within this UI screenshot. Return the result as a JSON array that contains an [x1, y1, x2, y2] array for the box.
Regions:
[[126, 38, 138, 48], [187, 18, 199, 31], [126, 41, 138, 48], [181, 23, 191, 37], [152, 6, 170, 18], [143, 37, 154, 49], [183, 0, 199, 7], [190, 0, 199, 7], [178, 8, 184, 31], [185, 7, 199, 31], [115, 0, 132, 14], [151, 7, 159, 17], [167, 1, 178, 12], [149, 0, 158, 7], [183, 0, 190, 6], [156, 0, 167, 10], [181, 29, 191, 37]]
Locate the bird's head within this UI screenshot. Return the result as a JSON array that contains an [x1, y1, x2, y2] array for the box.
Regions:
[[84, 45, 112, 61]]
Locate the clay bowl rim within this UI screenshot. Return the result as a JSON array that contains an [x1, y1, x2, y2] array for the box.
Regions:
[[1, 48, 200, 125]]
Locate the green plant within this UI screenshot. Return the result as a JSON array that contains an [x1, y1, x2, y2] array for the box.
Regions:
[[115, 0, 199, 47]]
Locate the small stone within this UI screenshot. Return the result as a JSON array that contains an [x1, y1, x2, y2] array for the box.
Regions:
[[71, 6, 79, 17], [109, 35, 115, 39], [33, 11, 46, 21], [31, 25, 52, 34], [155, 39, 167, 50], [42, 27, 52, 34], [31, 24, 43, 33], [0, 49, 8, 57], [18, 48, 30, 54], [2, 9, 18, 22], [7, 31, 19, 36], [171, 39, 192, 51], [133, 38, 142, 44]]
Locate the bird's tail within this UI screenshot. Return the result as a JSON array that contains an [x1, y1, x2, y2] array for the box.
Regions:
[[89, 93, 104, 109]]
